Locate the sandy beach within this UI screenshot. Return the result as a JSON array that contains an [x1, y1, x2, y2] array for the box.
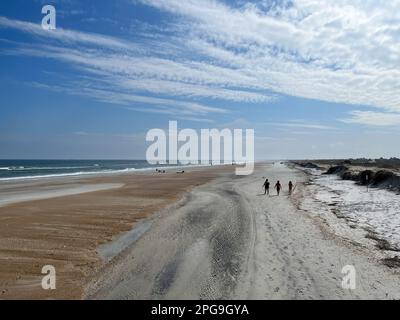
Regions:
[[1, 163, 400, 300], [0, 165, 234, 299], [85, 163, 400, 299]]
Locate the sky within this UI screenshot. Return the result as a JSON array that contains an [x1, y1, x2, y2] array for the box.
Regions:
[[0, 0, 399, 160]]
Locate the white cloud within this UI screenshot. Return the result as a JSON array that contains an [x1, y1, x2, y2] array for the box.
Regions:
[[267, 122, 335, 130], [137, 0, 400, 112], [341, 111, 400, 126], [0, 16, 136, 50], [2, 0, 400, 117], [0, 16, 274, 107], [29, 82, 227, 118]]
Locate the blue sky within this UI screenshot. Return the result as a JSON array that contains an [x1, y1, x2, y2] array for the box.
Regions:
[[1, 0, 400, 160]]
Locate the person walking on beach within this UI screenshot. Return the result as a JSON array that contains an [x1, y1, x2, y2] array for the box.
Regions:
[[275, 180, 282, 196], [288, 181, 294, 195], [263, 179, 270, 195]]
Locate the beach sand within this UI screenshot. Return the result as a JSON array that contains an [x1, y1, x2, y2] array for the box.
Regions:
[[88, 163, 400, 300], [2, 163, 400, 300], [0, 166, 234, 299]]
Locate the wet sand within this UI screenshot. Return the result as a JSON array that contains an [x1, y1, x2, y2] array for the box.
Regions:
[[0, 166, 234, 299]]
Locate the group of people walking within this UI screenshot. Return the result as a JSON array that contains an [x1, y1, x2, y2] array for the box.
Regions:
[[263, 179, 294, 196]]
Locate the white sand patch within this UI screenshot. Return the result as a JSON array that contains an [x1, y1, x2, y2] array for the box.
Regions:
[[300, 169, 400, 252]]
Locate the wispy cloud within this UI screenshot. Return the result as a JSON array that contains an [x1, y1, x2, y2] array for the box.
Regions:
[[267, 121, 335, 130], [29, 82, 227, 118], [136, 0, 400, 112], [2, 0, 400, 118], [341, 111, 400, 126], [0, 16, 136, 50], [0, 14, 274, 112]]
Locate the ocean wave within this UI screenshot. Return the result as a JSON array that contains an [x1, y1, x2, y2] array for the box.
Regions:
[[0, 167, 11, 171], [7, 166, 25, 170], [6, 166, 97, 171], [0, 168, 138, 182], [0, 163, 218, 182]]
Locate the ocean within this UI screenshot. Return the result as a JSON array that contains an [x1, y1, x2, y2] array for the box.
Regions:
[[0, 160, 189, 181]]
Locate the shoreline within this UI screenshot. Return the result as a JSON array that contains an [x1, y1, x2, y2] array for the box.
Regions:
[[0, 164, 230, 208], [0, 163, 227, 183]]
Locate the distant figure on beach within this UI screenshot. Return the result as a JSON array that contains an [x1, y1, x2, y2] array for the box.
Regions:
[[275, 181, 282, 196], [263, 179, 270, 195], [288, 181, 294, 195]]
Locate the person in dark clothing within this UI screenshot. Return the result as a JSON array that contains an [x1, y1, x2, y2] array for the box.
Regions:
[[275, 180, 282, 196], [263, 179, 270, 195], [288, 181, 294, 195]]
